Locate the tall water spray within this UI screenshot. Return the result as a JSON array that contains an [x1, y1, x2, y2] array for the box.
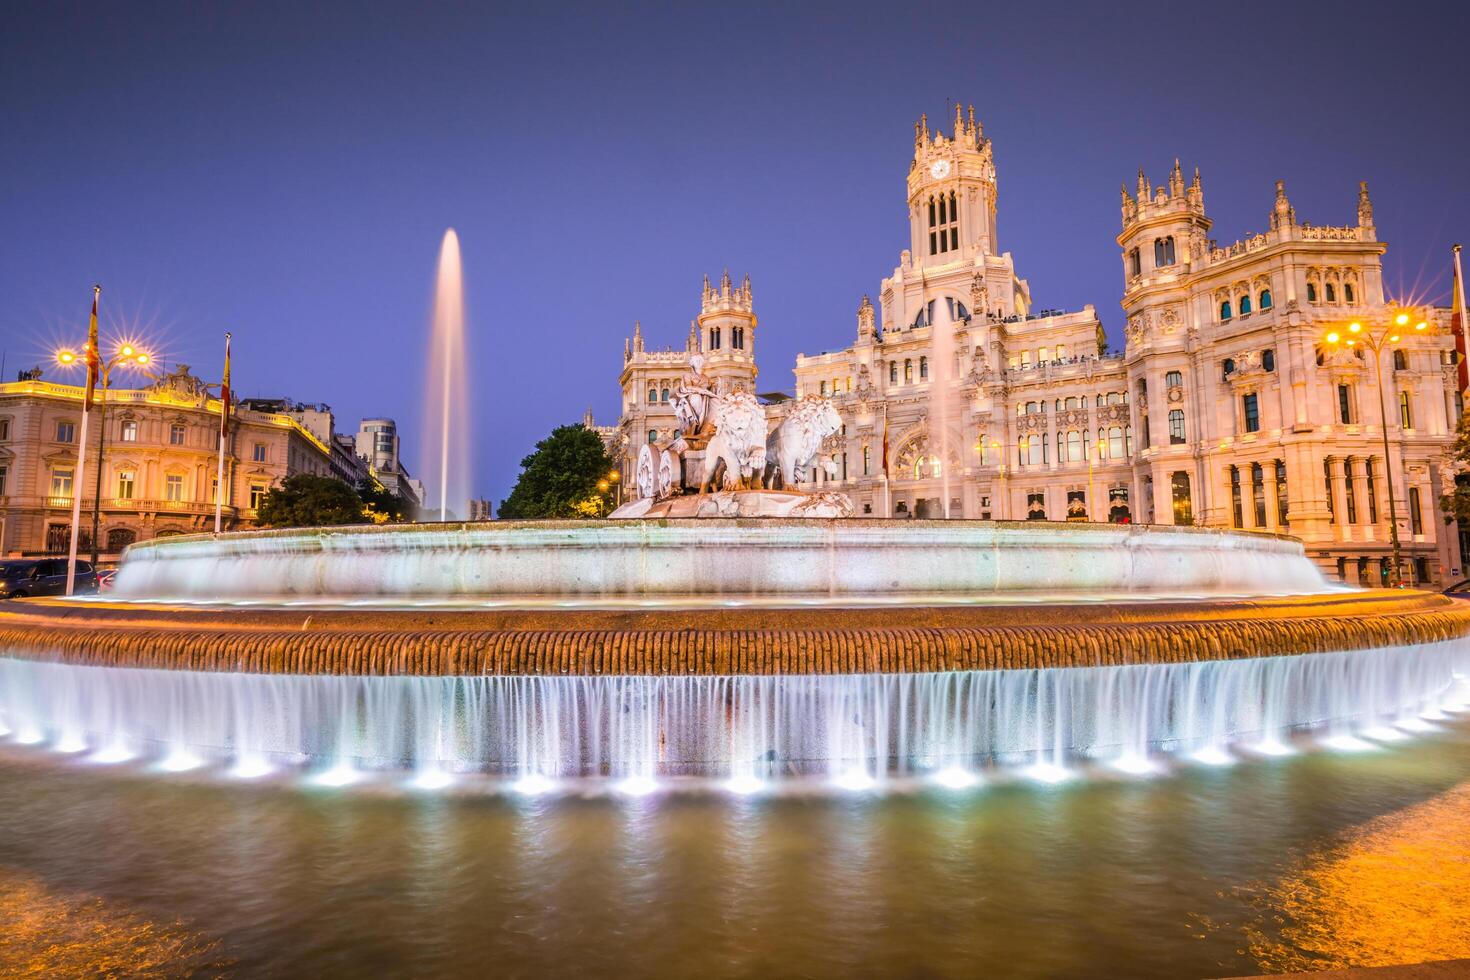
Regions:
[[425, 230, 470, 521], [928, 295, 958, 517]]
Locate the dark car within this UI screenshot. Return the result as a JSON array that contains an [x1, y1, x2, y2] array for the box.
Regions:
[[1445, 579, 1470, 601], [0, 559, 99, 598]]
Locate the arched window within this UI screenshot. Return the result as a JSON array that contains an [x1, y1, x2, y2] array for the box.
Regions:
[[1399, 390, 1413, 428], [1221, 358, 1235, 380], [820, 380, 829, 397], [1259, 289, 1273, 310], [660, 387, 669, 403], [919, 356, 928, 380], [1165, 370, 1183, 388], [1275, 459, 1289, 526], [1251, 462, 1267, 527], [1220, 300, 1232, 320], [904, 359, 913, 382], [1345, 283, 1355, 304], [928, 191, 959, 255], [648, 429, 658, 443], [1239, 294, 1252, 315], [1128, 248, 1142, 278], [647, 387, 657, 405], [1154, 236, 1176, 267], [106, 528, 136, 553], [1325, 282, 1337, 303], [1262, 349, 1275, 372], [1168, 409, 1186, 444], [710, 327, 721, 349], [1229, 466, 1243, 528], [1393, 349, 1408, 370]]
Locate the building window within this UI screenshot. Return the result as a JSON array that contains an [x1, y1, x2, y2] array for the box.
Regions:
[[660, 388, 670, 403], [1168, 409, 1186, 444], [1344, 458, 1357, 523], [1259, 289, 1273, 310], [1220, 300, 1232, 321], [120, 419, 138, 442], [106, 528, 136, 553], [862, 445, 870, 475], [1398, 391, 1413, 428], [56, 421, 76, 443], [1153, 236, 1176, 267], [820, 381, 829, 397], [889, 361, 898, 384], [253, 443, 267, 463], [1242, 392, 1260, 433], [116, 470, 135, 500], [1324, 459, 1335, 520], [164, 474, 184, 502], [1337, 385, 1352, 424], [1365, 459, 1378, 523], [647, 387, 656, 405], [1307, 282, 1318, 303], [0, 464, 6, 497], [1251, 462, 1267, 528], [0, 419, 8, 441], [710, 327, 721, 350], [1325, 282, 1337, 303], [647, 429, 658, 444], [51, 467, 74, 498], [1229, 466, 1243, 528], [1128, 248, 1141, 278], [733, 327, 744, 350], [1409, 486, 1423, 535], [1170, 472, 1192, 525], [1345, 283, 1355, 304], [928, 190, 959, 255], [1239, 294, 1252, 315], [904, 359, 913, 383], [919, 357, 928, 381], [1262, 349, 1275, 372], [1222, 358, 1236, 380], [1275, 459, 1289, 526], [170, 423, 186, 445], [1165, 370, 1182, 388], [1393, 349, 1408, 371], [250, 483, 267, 510]]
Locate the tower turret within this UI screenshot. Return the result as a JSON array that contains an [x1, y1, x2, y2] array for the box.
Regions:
[[1117, 159, 1211, 294], [906, 103, 998, 267], [696, 272, 757, 391]]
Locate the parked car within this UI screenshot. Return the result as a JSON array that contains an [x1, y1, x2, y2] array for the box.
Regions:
[[96, 568, 118, 593], [0, 559, 99, 598], [1444, 579, 1470, 601]]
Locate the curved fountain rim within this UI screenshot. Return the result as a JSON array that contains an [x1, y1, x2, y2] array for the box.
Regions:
[[122, 518, 1307, 556]]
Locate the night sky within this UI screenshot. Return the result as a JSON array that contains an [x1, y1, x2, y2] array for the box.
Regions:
[[3, 1, 1466, 506]]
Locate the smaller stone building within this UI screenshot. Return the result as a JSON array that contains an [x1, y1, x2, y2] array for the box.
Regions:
[[0, 365, 335, 558]]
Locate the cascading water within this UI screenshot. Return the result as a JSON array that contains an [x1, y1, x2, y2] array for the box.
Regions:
[[927, 293, 958, 518], [2, 641, 1465, 788], [424, 229, 470, 521]]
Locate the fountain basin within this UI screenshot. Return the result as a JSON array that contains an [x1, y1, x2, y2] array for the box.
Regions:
[[112, 519, 1330, 600]]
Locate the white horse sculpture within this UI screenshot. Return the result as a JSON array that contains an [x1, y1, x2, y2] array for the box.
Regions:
[[699, 390, 767, 493], [763, 395, 843, 490]]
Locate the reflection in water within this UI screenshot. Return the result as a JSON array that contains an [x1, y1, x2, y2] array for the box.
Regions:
[[0, 869, 226, 976], [0, 722, 1465, 978], [1245, 780, 1470, 974]]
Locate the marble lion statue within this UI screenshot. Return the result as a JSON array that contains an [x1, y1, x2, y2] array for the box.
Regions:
[[763, 395, 843, 490], [699, 390, 768, 493]]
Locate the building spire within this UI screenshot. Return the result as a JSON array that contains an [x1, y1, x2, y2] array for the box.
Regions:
[[1136, 167, 1149, 202], [632, 319, 643, 354], [1169, 158, 1184, 198], [1270, 179, 1296, 230], [953, 100, 963, 138], [1357, 180, 1374, 228]]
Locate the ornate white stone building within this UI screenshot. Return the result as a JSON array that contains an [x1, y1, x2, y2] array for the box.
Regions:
[[611, 105, 1463, 586]]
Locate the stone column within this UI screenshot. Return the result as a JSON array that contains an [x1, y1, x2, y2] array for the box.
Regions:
[[1350, 460, 1372, 531], [1263, 463, 1281, 532], [1327, 457, 1349, 537]]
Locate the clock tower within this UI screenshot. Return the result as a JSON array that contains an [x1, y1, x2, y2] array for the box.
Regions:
[[907, 103, 999, 270]]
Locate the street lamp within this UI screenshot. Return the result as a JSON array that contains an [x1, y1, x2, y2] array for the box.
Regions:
[[596, 479, 611, 518], [1321, 311, 1429, 588], [987, 437, 1012, 520], [607, 468, 622, 508], [55, 342, 152, 566]]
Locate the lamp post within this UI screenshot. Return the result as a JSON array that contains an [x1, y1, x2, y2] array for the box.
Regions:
[[1322, 311, 1429, 588], [597, 479, 611, 518], [987, 437, 1012, 520], [54, 342, 152, 568]]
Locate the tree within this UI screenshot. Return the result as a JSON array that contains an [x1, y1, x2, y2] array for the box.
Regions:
[[256, 473, 367, 528], [358, 479, 412, 524], [1440, 408, 1470, 525], [498, 423, 619, 519]]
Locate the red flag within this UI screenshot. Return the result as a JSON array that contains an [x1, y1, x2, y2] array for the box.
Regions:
[[1453, 245, 1467, 396], [219, 332, 232, 436], [83, 285, 101, 409], [881, 411, 890, 477]]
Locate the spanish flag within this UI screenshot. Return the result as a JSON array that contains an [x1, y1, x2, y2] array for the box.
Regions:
[[83, 285, 101, 409], [219, 332, 232, 436]]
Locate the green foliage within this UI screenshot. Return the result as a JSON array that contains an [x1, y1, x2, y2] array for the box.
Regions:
[[1440, 408, 1470, 524], [256, 473, 367, 528], [498, 424, 619, 519], [358, 479, 412, 524]]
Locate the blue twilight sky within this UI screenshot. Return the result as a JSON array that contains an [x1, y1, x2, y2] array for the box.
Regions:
[[2, 1, 1467, 507]]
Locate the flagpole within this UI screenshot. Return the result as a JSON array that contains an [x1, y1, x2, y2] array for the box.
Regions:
[[1454, 244, 1468, 401], [215, 333, 231, 533], [66, 285, 101, 596]]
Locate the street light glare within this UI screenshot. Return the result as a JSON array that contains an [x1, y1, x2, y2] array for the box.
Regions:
[[1388, 335, 1400, 343], [1348, 322, 1362, 333], [136, 353, 151, 364], [55, 348, 78, 365], [1325, 332, 1340, 344], [1415, 321, 1428, 331], [1395, 312, 1410, 326]]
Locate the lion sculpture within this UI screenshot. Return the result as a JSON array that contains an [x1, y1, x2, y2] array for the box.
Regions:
[[763, 395, 843, 491], [699, 390, 767, 493]]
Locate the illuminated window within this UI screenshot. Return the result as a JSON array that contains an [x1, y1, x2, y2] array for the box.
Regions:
[[250, 483, 267, 510], [1229, 466, 1242, 527], [51, 467, 74, 498], [1409, 486, 1423, 535], [120, 419, 138, 442], [1276, 460, 1289, 526], [164, 474, 184, 502], [116, 470, 135, 500], [1399, 391, 1412, 428], [1251, 462, 1266, 527], [1168, 409, 1186, 444], [1170, 472, 1192, 525]]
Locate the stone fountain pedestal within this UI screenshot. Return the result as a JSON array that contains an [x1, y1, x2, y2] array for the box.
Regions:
[[609, 489, 855, 520]]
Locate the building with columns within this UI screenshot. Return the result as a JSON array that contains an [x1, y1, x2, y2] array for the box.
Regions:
[[606, 105, 1464, 585]]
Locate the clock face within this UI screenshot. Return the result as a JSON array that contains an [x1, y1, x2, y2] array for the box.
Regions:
[[929, 159, 951, 179]]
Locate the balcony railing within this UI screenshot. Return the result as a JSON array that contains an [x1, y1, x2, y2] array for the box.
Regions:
[[0, 495, 242, 517]]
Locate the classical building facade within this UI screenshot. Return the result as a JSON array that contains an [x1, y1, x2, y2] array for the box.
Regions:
[[1, 366, 335, 558], [609, 106, 1463, 585]]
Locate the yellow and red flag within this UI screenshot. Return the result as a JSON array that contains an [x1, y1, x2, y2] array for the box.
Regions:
[[219, 332, 232, 436], [83, 285, 101, 409]]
